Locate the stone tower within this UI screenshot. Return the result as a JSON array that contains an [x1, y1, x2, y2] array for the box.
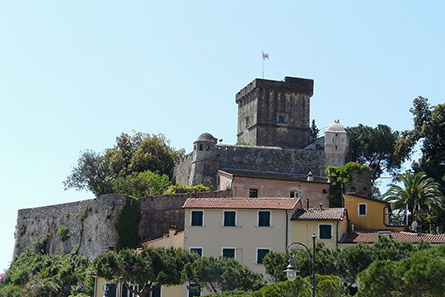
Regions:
[[324, 120, 349, 167], [189, 133, 218, 187], [236, 76, 314, 149]]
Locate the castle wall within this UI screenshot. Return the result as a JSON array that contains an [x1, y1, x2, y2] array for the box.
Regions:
[[13, 190, 232, 260], [173, 144, 328, 189], [172, 153, 193, 185], [14, 195, 126, 260]]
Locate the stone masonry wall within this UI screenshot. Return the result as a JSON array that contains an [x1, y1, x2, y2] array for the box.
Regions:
[[172, 153, 193, 186], [173, 144, 328, 190], [13, 190, 232, 260]]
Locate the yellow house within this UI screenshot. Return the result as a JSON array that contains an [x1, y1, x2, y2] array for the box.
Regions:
[[290, 206, 348, 249], [183, 198, 300, 276], [343, 193, 405, 231]]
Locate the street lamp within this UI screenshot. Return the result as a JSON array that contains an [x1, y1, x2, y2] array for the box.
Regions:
[[284, 233, 316, 297]]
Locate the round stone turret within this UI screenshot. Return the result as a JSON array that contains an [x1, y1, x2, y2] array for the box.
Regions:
[[324, 120, 349, 167], [194, 133, 218, 152], [196, 133, 218, 143]]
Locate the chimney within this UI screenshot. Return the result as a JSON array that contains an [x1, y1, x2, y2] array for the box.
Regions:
[[319, 203, 323, 210], [169, 225, 177, 238], [307, 171, 314, 182], [306, 199, 310, 209], [351, 224, 355, 231]]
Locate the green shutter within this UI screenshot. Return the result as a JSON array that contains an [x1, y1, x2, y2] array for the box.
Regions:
[[257, 249, 270, 264], [191, 211, 203, 226], [359, 204, 367, 215], [224, 211, 236, 226], [190, 248, 202, 257], [258, 211, 270, 227], [319, 225, 332, 239], [222, 248, 235, 258]]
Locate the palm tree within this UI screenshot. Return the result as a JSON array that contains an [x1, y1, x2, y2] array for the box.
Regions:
[[383, 172, 443, 224]]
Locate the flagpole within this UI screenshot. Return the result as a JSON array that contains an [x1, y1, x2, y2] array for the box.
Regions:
[[262, 51, 264, 78]]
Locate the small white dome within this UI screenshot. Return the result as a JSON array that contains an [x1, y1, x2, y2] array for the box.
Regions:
[[326, 120, 346, 133]]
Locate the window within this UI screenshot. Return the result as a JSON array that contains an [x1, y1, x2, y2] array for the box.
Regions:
[[258, 211, 270, 227], [223, 211, 236, 226], [319, 224, 332, 239], [191, 211, 203, 226], [188, 283, 201, 297], [245, 116, 250, 126], [322, 189, 328, 194], [278, 115, 286, 123], [222, 248, 235, 259], [358, 203, 367, 216], [190, 247, 203, 257], [199, 144, 203, 151], [249, 188, 258, 198], [256, 248, 270, 264], [289, 192, 299, 198]]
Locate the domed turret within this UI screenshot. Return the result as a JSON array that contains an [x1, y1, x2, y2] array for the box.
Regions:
[[196, 133, 218, 143], [324, 120, 349, 167], [194, 133, 218, 152]]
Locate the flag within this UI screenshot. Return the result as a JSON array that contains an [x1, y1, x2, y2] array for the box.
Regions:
[[262, 51, 269, 60]]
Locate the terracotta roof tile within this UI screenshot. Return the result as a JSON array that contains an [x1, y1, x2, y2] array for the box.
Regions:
[[291, 208, 346, 221], [183, 198, 299, 210], [342, 230, 445, 244]]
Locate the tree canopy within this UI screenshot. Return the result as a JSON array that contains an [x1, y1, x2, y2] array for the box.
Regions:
[[357, 244, 445, 297], [383, 172, 443, 226], [403, 97, 445, 189], [183, 256, 264, 294], [346, 124, 410, 181], [0, 246, 93, 297], [92, 247, 197, 297], [64, 132, 184, 197]]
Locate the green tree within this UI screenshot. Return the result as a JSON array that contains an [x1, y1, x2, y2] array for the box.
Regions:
[[250, 275, 345, 297], [0, 247, 93, 297], [263, 243, 339, 282], [183, 257, 264, 294], [262, 251, 288, 282], [358, 245, 445, 297], [64, 132, 184, 197], [335, 243, 374, 291], [162, 183, 211, 195], [93, 247, 197, 297], [310, 119, 320, 141], [399, 97, 445, 185], [383, 172, 443, 225], [346, 124, 411, 181], [112, 170, 172, 198]]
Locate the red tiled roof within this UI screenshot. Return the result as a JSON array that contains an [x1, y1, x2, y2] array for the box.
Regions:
[[183, 198, 299, 210], [342, 230, 445, 244], [291, 208, 346, 221]]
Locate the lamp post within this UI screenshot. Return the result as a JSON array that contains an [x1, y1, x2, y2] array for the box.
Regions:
[[284, 233, 316, 297]]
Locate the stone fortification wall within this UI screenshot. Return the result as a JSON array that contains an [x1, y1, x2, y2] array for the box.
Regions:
[[13, 190, 232, 260], [214, 145, 326, 176], [173, 143, 327, 189], [14, 195, 126, 260], [172, 153, 193, 185]]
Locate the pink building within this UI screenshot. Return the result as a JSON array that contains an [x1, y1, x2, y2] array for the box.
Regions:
[[217, 169, 330, 208]]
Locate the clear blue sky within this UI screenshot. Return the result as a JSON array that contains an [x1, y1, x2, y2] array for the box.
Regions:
[[1, 0, 444, 272]]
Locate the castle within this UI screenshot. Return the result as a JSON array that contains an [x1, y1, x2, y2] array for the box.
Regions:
[[13, 76, 353, 260], [173, 76, 349, 190]]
